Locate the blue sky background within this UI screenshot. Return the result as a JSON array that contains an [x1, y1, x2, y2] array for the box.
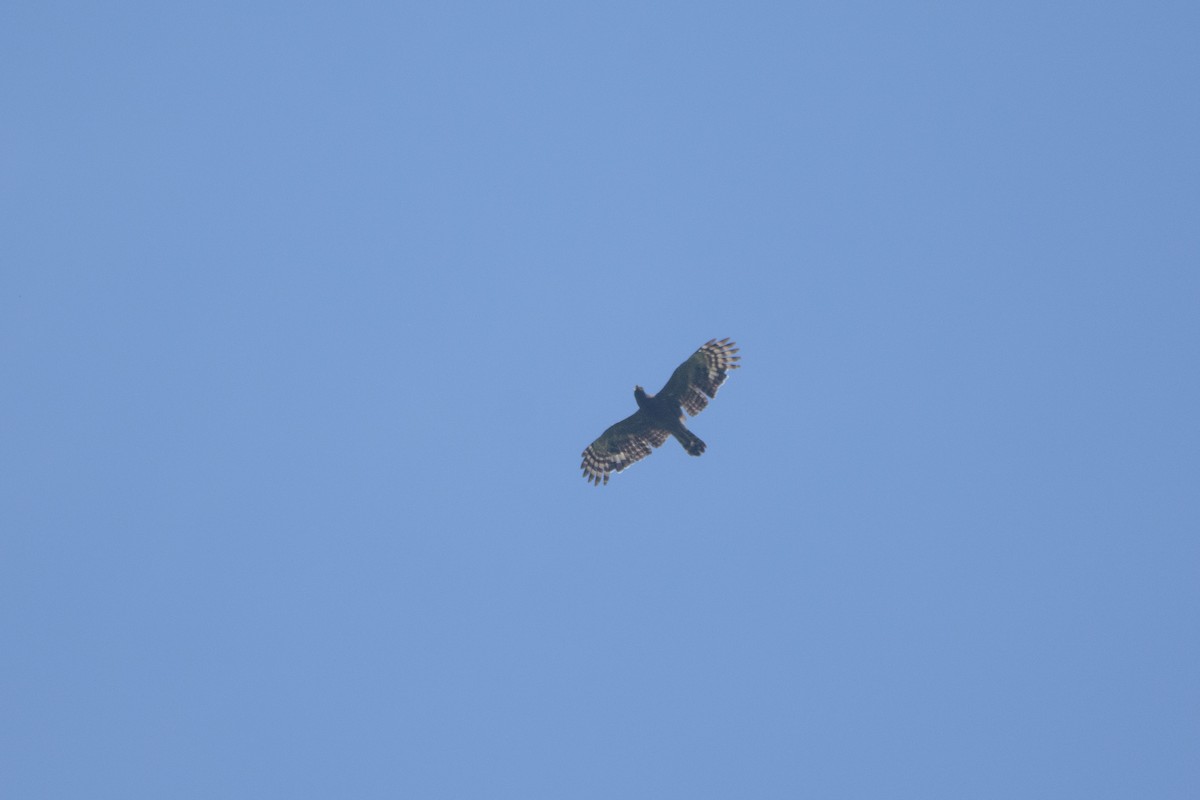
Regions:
[[3, 2, 1198, 797]]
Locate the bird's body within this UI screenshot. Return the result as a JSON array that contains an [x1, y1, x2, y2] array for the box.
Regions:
[[633, 385, 705, 455], [581, 338, 740, 485]]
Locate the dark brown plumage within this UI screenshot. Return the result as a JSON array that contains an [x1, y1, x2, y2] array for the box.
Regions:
[[581, 338, 740, 485]]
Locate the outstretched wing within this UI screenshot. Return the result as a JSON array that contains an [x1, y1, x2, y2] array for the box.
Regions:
[[658, 338, 741, 416], [581, 410, 671, 486]]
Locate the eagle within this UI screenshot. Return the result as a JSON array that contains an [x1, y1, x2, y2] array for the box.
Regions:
[[581, 338, 740, 485]]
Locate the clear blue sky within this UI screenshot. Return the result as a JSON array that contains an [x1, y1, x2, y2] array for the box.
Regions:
[[3, 2, 1198, 797]]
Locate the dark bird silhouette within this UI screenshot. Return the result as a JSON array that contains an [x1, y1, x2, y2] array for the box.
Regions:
[[581, 339, 740, 485]]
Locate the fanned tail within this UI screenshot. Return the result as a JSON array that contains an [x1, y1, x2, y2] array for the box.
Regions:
[[675, 428, 706, 456]]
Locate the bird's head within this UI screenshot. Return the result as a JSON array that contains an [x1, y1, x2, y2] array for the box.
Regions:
[[633, 385, 648, 403]]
